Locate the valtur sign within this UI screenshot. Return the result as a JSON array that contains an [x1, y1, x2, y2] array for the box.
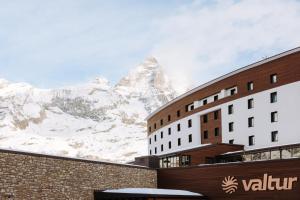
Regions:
[[222, 174, 298, 194]]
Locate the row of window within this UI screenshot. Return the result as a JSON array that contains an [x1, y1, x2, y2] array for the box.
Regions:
[[159, 155, 191, 168], [149, 119, 193, 144], [149, 74, 278, 132], [228, 131, 279, 146], [242, 146, 300, 161], [203, 127, 220, 139], [150, 134, 193, 155]]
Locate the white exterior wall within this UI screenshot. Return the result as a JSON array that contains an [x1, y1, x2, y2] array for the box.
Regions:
[[221, 81, 300, 150], [148, 81, 300, 156]]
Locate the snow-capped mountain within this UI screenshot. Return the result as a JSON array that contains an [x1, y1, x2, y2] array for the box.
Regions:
[[0, 57, 178, 163]]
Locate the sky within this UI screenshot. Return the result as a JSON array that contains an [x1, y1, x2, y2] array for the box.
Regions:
[[0, 0, 300, 93]]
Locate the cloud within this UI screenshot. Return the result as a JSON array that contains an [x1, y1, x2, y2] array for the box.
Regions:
[[151, 0, 300, 93]]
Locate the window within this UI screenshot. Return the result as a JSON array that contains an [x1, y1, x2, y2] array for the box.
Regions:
[[155, 147, 157, 154], [229, 139, 234, 144], [229, 122, 234, 132], [228, 104, 233, 114], [150, 150, 152, 155], [271, 131, 278, 142], [247, 81, 254, 91], [248, 117, 254, 127], [154, 135, 157, 142], [188, 119, 192, 128], [270, 92, 277, 103], [185, 105, 189, 112], [160, 131, 163, 139], [177, 110, 181, 117], [181, 155, 191, 166], [154, 123, 157, 129], [203, 114, 208, 123], [188, 134, 192, 143], [214, 110, 219, 120], [168, 127, 171, 135], [168, 141, 171, 149], [149, 126, 151, 132], [160, 119, 163, 126], [230, 88, 236, 96], [214, 95, 218, 101], [270, 74, 277, 84], [271, 111, 278, 122], [203, 99, 207, 105], [168, 115, 171, 122], [177, 124, 181, 132], [214, 127, 220, 136], [249, 135, 255, 146], [149, 138, 151, 144], [248, 98, 254, 109], [161, 144, 164, 152], [178, 138, 181, 146], [203, 130, 208, 139]]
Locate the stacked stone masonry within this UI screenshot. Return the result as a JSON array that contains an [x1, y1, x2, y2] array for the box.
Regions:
[[0, 150, 157, 200]]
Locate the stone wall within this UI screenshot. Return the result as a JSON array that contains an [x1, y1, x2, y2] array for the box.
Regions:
[[0, 149, 157, 200]]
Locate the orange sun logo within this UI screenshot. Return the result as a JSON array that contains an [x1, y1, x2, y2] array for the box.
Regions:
[[222, 176, 238, 194]]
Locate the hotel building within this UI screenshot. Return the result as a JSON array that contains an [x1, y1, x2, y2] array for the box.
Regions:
[[145, 47, 300, 169]]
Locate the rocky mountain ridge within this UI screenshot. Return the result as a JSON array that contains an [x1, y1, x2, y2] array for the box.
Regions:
[[0, 57, 178, 162]]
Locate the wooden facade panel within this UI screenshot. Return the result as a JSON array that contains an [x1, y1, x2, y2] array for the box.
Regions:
[[148, 51, 300, 135], [200, 109, 222, 145], [158, 159, 300, 200]]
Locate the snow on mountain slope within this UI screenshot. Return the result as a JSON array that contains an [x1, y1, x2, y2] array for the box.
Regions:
[[0, 57, 178, 163]]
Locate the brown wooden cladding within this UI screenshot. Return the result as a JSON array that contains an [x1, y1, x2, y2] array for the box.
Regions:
[[200, 110, 222, 144], [176, 144, 243, 165], [148, 51, 300, 135], [158, 158, 300, 200]]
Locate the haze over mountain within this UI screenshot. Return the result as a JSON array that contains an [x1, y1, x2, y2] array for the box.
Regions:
[[0, 57, 178, 162]]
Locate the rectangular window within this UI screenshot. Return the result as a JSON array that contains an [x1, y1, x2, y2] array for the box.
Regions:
[[149, 126, 151, 132], [181, 155, 191, 166], [203, 114, 208, 123], [203, 130, 208, 139], [248, 98, 254, 109], [228, 104, 233, 114], [248, 117, 254, 127], [168, 127, 171, 135], [271, 111, 278, 122], [161, 131, 163, 138], [155, 147, 157, 154], [229, 122, 234, 132], [190, 105, 194, 110], [271, 131, 278, 142], [247, 81, 254, 91], [214, 95, 218, 101], [177, 110, 181, 117], [214, 127, 220, 136], [168, 115, 171, 121], [214, 110, 219, 120], [150, 150, 152, 155], [203, 99, 207, 105], [270, 92, 277, 103], [229, 139, 234, 144], [178, 138, 181, 146], [149, 138, 151, 144], [168, 141, 171, 149], [161, 144, 164, 152], [249, 135, 255, 146], [154, 123, 157, 129], [230, 88, 236, 96], [270, 74, 277, 84], [160, 119, 163, 126], [154, 135, 157, 142], [185, 105, 189, 112], [177, 124, 181, 132], [188, 119, 192, 128], [188, 134, 192, 143]]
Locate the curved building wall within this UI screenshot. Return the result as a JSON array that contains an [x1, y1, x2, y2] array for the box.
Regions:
[[147, 48, 300, 156]]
